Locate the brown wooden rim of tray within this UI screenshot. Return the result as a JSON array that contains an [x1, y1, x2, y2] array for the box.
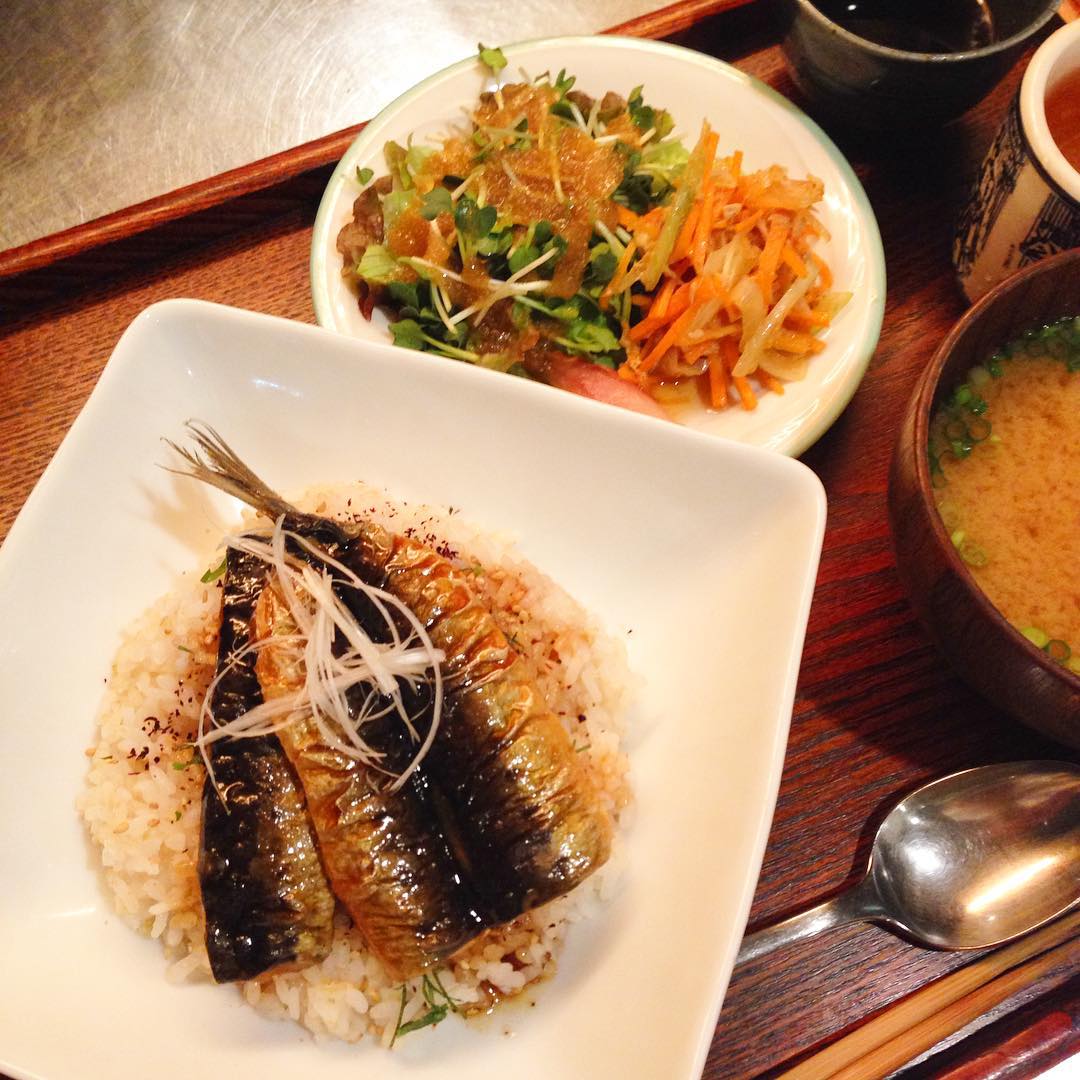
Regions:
[[0, 0, 754, 283]]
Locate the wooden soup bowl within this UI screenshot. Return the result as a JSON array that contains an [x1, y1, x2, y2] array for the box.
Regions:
[[889, 248, 1080, 749]]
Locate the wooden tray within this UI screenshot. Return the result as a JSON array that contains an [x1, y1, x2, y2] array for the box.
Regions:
[[1, 2, 1076, 1077]]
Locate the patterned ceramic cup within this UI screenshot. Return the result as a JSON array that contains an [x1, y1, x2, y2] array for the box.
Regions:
[[954, 20, 1080, 302]]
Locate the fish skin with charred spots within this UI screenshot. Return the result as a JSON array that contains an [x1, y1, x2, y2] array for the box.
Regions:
[[198, 547, 336, 983]]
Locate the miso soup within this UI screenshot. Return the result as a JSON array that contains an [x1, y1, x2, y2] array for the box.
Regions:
[[929, 316, 1080, 674]]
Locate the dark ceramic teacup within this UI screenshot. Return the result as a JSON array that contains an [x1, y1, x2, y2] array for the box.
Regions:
[[781, 0, 1061, 129]]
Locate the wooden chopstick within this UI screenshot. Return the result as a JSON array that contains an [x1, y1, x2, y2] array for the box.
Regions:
[[778, 909, 1080, 1080], [830, 937, 1080, 1080]]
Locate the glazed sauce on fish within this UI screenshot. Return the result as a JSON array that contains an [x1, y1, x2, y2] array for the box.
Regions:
[[1045, 69, 1080, 174], [813, 0, 995, 53]]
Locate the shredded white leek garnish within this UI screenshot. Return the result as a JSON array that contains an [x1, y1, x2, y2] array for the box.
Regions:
[[431, 284, 457, 335], [500, 158, 523, 190], [447, 245, 560, 328], [198, 517, 445, 802], [566, 100, 589, 134], [450, 168, 482, 200], [586, 98, 600, 138], [592, 219, 625, 258]]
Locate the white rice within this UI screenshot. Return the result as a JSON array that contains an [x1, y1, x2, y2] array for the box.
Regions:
[[78, 484, 633, 1046]]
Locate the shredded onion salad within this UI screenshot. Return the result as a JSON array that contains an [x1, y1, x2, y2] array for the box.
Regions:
[[197, 517, 445, 802]]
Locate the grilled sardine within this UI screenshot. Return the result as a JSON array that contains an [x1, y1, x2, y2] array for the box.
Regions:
[[353, 527, 613, 919], [254, 582, 489, 979], [198, 548, 336, 982], [172, 425, 613, 973]]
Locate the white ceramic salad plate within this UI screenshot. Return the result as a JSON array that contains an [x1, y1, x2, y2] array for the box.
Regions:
[[311, 35, 886, 457], [0, 299, 824, 1079]]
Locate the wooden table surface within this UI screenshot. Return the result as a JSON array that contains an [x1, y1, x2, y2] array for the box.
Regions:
[[1, 3, 1077, 1077]]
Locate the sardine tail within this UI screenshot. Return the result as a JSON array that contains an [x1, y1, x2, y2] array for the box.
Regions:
[[164, 421, 296, 519]]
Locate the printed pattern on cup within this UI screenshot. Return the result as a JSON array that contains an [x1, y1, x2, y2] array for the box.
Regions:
[[954, 100, 1027, 278], [1019, 194, 1080, 264], [953, 96, 1080, 302]]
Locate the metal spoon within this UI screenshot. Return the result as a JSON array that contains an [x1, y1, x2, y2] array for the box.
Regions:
[[738, 760, 1080, 964]]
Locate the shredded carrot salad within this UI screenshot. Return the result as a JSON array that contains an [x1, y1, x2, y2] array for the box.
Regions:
[[609, 122, 850, 412]]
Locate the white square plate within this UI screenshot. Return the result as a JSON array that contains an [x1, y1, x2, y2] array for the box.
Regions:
[[0, 299, 824, 1080]]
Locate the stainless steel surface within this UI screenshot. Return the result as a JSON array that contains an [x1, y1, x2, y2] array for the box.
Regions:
[[737, 761, 1080, 964], [0, 0, 663, 251]]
